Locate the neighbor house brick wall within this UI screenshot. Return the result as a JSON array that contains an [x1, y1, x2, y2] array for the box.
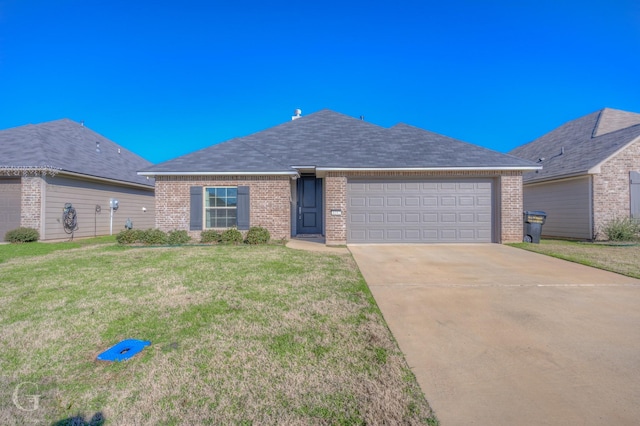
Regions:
[[21, 176, 44, 233], [592, 137, 640, 239], [155, 175, 291, 240], [324, 170, 524, 244]]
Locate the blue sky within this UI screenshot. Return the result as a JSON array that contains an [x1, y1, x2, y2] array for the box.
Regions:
[[1, 0, 639, 164]]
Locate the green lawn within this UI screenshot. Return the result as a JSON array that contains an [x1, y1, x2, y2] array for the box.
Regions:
[[510, 239, 640, 279], [0, 236, 116, 263], [0, 243, 437, 425]]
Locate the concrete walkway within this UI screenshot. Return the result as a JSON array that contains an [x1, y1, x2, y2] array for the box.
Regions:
[[349, 244, 640, 426], [286, 237, 349, 254]]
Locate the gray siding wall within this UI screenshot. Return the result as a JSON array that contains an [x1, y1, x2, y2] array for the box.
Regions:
[[0, 177, 22, 238], [523, 176, 591, 240], [44, 175, 155, 240]]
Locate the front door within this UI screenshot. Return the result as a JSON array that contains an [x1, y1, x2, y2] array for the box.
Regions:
[[297, 177, 323, 234]]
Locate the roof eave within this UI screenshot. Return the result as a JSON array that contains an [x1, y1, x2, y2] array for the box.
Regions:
[[316, 166, 542, 172], [138, 171, 299, 177], [61, 170, 155, 189]]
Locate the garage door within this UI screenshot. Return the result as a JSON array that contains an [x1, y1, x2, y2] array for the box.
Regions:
[[347, 178, 493, 243], [0, 178, 21, 239]]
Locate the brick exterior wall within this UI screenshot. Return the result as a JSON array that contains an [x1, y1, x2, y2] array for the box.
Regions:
[[324, 170, 524, 244], [499, 174, 524, 243], [592, 138, 640, 239], [21, 176, 44, 233], [155, 171, 525, 245], [324, 175, 348, 245], [155, 175, 291, 240]]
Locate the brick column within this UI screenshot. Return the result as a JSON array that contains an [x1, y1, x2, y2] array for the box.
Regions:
[[21, 176, 44, 234], [500, 174, 523, 243], [325, 174, 347, 245]]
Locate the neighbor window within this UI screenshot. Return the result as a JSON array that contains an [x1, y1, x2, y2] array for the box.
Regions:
[[205, 187, 237, 228]]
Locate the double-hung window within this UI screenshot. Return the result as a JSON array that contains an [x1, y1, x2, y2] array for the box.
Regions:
[[205, 187, 237, 228]]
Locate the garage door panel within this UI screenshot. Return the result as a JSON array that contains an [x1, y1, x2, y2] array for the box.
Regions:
[[405, 196, 420, 207], [404, 182, 420, 191], [347, 178, 493, 243], [369, 197, 384, 207], [423, 196, 438, 206], [387, 213, 402, 223], [387, 196, 402, 207]]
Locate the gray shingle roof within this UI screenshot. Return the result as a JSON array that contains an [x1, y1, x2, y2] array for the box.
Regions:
[[0, 119, 154, 187], [509, 108, 640, 184], [142, 109, 538, 174]]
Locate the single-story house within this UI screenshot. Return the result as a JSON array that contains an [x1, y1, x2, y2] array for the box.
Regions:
[[509, 108, 640, 240], [0, 119, 155, 240], [139, 109, 539, 244]]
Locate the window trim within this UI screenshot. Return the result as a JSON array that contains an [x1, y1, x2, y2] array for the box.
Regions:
[[203, 186, 238, 229]]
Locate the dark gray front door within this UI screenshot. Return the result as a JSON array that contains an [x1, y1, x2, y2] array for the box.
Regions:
[[297, 177, 323, 234]]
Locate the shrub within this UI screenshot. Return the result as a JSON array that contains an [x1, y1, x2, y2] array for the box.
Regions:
[[116, 229, 143, 245], [220, 228, 243, 244], [245, 226, 270, 244], [200, 229, 222, 244], [5, 227, 39, 243], [141, 228, 168, 245], [168, 230, 191, 245], [602, 217, 640, 242]]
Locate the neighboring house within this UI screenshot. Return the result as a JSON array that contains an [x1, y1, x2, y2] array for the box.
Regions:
[[0, 119, 155, 240], [510, 108, 640, 240], [140, 109, 538, 244]]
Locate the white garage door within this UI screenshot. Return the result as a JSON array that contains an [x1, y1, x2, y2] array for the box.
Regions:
[[0, 178, 22, 239], [347, 178, 494, 243]]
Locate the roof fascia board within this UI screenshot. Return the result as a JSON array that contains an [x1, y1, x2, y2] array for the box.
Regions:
[[316, 166, 541, 172], [138, 171, 299, 177], [60, 170, 154, 190], [587, 134, 640, 175]]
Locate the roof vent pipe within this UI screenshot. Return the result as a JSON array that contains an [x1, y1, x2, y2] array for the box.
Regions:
[[292, 109, 302, 120]]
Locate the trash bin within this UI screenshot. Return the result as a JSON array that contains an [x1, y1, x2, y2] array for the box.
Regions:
[[523, 211, 546, 243]]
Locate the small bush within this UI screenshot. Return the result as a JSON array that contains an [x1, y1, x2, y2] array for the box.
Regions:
[[5, 227, 39, 243], [200, 229, 222, 244], [116, 229, 143, 245], [602, 217, 640, 242], [141, 228, 168, 245], [220, 228, 243, 244], [168, 230, 191, 245], [245, 226, 270, 244]]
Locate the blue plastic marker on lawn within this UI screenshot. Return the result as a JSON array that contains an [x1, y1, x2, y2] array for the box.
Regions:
[[97, 339, 151, 362]]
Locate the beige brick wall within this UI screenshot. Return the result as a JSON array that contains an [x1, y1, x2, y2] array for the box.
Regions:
[[324, 170, 524, 244], [155, 175, 291, 241], [499, 174, 524, 243], [21, 176, 44, 233], [592, 138, 640, 239], [324, 175, 348, 245]]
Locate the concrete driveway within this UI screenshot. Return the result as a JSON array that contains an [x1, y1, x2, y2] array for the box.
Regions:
[[349, 244, 640, 426]]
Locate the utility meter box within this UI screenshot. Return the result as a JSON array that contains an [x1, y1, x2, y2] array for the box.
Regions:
[[110, 198, 119, 210]]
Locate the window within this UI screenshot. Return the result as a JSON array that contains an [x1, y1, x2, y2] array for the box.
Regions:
[[205, 187, 237, 228]]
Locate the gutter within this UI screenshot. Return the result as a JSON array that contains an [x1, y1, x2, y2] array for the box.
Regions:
[[316, 166, 542, 172], [138, 171, 299, 177]]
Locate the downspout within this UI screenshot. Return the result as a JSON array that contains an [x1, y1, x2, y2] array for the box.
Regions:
[[589, 175, 594, 240]]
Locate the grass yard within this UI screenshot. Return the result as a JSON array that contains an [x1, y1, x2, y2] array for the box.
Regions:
[[510, 239, 640, 279], [0, 242, 437, 425]]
